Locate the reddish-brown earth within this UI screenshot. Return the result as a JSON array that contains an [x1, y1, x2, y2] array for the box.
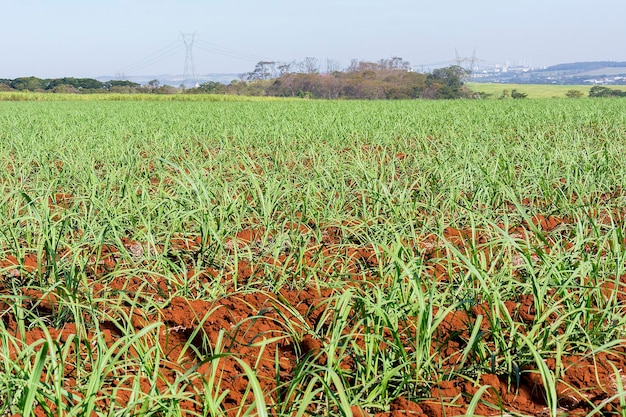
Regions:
[[1, 209, 626, 416]]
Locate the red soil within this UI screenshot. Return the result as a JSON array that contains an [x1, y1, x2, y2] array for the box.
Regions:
[[1, 211, 626, 416]]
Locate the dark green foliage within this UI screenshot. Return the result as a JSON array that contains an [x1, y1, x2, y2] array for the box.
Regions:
[[10, 77, 48, 91], [188, 81, 226, 94], [47, 77, 104, 90], [511, 89, 528, 99], [422, 65, 472, 99], [105, 80, 140, 88], [589, 85, 626, 97], [2, 76, 141, 93]]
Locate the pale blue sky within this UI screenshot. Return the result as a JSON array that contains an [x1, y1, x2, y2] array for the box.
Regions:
[[1, 0, 624, 78]]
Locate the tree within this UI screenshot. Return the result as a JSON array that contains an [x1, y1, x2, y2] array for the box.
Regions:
[[189, 81, 225, 94], [511, 89, 527, 99], [246, 61, 277, 80], [277, 62, 294, 76], [400, 72, 427, 98], [151, 84, 178, 94], [346, 59, 360, 73], [325, 58, 342, 74], [429, 66, 466, 88], [46, 78, 104, 91], [380, 56, 411, 71], [301, 57, 320, 74], [11, 77, 47, 91], [565, 89, 584, 98], [227, 80, 247, 95], [105, 80, 140, 90], [589, 85, 625, 97], [51, 84, 80, 93], [423, 66, 468, 99]]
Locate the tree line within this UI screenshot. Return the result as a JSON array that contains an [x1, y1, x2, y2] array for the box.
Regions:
[[1, 57, 478, 99], [189, 58, 477, 99], [0, 77, 177, 94]]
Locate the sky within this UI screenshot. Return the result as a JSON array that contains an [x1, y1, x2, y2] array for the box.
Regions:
[[1, 0, 625, 79]]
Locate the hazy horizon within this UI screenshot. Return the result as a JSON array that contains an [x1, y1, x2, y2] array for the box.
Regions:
[[2, 0, 625, 79]]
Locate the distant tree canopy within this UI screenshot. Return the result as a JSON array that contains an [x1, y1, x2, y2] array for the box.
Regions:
[[185, 57, 475, 100], [0, 77, 141, 93], [47, 77, 104, 90], [589, 85, 626, 97]]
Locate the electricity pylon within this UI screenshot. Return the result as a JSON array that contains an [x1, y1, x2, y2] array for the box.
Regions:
[[181, 32, 197, 89]]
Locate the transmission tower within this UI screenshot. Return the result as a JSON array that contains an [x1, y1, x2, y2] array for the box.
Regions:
[[454, 48, 463, 67], [453, 48, 483, 80], [181, 32, 197, 89]]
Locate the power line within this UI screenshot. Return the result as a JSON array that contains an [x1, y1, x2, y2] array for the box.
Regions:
[[112, 34, 275, 78], [113, 41, 184, 76], [194, 39, 271, 62]]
